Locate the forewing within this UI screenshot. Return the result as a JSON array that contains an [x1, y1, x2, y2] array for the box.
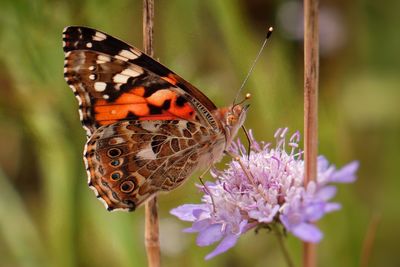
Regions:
[[63, 26, 219, 136], [84, 120, 220, 211]]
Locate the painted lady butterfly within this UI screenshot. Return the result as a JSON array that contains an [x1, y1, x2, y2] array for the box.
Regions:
[[63, 26, 248, 211]]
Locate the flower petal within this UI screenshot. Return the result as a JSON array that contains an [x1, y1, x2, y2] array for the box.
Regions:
[[324, 202, 341, 213], [196, 224, 224, 246], [170, 204, 207, 221], [292, 223, 323, 242], [305, 202, 326, 221], [330, 161, 359, 183], [205, 234, 239, 260], [317, 186, 337, 201], [170, 128, 358, 259], [183, 219, 211, 233], [317, 156, 329, 171]]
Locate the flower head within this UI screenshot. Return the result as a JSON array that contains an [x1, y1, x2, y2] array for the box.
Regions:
[[171, 128, 358, 259]]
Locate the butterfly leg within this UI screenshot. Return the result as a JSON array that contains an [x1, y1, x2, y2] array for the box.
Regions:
[[198, 165, 217, 213], [241, 125, 252, 160]]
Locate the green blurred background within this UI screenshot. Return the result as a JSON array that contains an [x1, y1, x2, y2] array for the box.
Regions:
[[0, 0, 399, 266]]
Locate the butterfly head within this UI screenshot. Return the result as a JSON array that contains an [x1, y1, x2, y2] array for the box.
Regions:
[[218, 99, 250, 149], [227, 104, 248, 127]]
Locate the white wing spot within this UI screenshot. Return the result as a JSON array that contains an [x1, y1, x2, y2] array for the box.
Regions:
[[141, 122, 160, 132], [137, 147, 157, 160], [113, 74, 129, 84], [112, 67, 142, 83], [103, 94, 110, 99], [96, 55, 111, 64], [114, 55, 128, 62], [78, 109, 83, 120], [89, 74, 96, 80], [94, 82, 107, 92], [121, 68, 143, 76], [86, 42, 93, 48], [93, 31, 107, 41], [68, 84, 77, 93], [89, 66, 95, 71], [83, 143, 91, 182], [109, 137, 124, 144], [119, 49, 140, 60]]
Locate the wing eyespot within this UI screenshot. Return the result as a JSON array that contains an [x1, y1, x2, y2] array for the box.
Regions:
[[110, 171, 122, 180], [120, 180, 136, 193], [107, 148, 122, 158], [65, 26, 225, 211], [110, 159, 122, 167]]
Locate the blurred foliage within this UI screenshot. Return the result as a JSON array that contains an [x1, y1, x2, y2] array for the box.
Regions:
[[0, 0, 399, 266]]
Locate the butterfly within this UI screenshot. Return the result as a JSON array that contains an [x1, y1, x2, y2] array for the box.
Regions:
[[63, 26, 248, 211]]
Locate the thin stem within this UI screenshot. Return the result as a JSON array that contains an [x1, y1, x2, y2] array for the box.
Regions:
[[359, 214, 381, 267], [303, 0, 319, 265], [143, 0, 154, 57], [143, 1, 160, 267], [303, 0, 319, 187], [272, 224, 295, 267], [144, 197, 160, 267]]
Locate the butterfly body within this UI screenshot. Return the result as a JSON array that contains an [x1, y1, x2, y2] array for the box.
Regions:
[[63, 26, 247, 211]]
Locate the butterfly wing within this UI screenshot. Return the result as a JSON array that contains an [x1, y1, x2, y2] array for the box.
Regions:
[[63, 26, 219, 136], [85, 120, 225, 211], [63, 26, 229, 211]]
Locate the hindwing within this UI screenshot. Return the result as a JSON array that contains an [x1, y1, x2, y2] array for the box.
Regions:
[[84, 120, 224, 211]]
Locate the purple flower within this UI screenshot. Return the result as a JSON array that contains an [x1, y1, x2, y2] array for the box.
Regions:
[[171, 128, 359, 259]]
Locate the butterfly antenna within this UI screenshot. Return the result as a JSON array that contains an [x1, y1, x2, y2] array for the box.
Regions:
[[232, 27, 274, 106]]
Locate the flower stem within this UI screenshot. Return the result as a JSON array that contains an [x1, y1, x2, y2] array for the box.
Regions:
[[144, 197, 160, 267], [360, 214, 381, 267], [272, 224, 295, 267], [304, 0, 319, 188], [303, 0, 319, 265], [143, 1, 160, 267]]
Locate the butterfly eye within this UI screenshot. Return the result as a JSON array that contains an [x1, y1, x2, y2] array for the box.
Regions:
[[107, 148, 122, 158], [226, 114, 237, 126], [120, 180, 136, 193], [110, 171, 122, 180]]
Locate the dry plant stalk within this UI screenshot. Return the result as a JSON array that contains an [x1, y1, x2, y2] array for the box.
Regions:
[[143, 1, 160, 267], [360, 214, 381, 267], [303, 0, 319, 266]]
